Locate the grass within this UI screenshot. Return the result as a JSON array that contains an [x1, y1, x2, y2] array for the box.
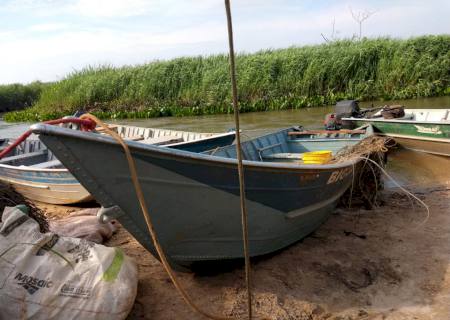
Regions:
[[4, 35, 450, 122]]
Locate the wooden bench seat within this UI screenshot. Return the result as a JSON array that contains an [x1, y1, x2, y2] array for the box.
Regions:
[[139, 135, 184, 146]]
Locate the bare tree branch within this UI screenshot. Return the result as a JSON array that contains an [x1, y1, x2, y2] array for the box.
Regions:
[[321, 17, 339, 43], [321, 33, 330, 43], [349, 7, 376, 40]]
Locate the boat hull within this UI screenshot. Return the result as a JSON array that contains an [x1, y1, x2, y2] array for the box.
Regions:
[[352, 120, 450, 157], [34, 126, 359, 270], [0, 166, 92, 204]]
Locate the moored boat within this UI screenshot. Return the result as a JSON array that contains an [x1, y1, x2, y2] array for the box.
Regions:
[[342, 108, 450, 156], [0, 125, 236, 204], [32, 123, 373, 270]]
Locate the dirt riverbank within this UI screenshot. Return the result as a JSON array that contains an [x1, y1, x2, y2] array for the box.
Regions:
[[36, 185, 450, 320]]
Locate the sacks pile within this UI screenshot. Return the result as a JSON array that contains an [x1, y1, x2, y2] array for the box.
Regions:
[[0, 206, 137, 320]]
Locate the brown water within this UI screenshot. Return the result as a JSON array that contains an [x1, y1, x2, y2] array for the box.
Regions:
[[115, 96, 450, 134], [386, 148, 450, 188], [1, 96, 449, 187]]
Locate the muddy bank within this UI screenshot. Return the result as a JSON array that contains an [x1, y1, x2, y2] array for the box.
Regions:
[[35, 185, 450, 320]]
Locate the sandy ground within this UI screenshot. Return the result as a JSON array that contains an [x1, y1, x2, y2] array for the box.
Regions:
[[36, 184, 450, 320]]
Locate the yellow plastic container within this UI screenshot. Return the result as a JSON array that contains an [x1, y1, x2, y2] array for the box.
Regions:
[[303, 150, 332, 164]]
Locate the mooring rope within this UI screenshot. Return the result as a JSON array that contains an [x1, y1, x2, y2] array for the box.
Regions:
[[224, 0, 253, 319]]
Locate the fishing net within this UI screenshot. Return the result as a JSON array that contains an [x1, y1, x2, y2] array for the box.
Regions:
[[331, 136, 396, 209], [0, 182, 48, 232]]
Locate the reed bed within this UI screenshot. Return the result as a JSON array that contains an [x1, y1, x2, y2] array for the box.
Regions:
[[4, 35, 450, 122]]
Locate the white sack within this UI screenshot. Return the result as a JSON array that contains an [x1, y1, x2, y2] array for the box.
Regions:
[[0, 206, 137, 320]]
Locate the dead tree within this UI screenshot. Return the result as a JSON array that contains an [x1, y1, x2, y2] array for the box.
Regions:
[[321, 17, 339, 43], [349, 7, 376, 40]]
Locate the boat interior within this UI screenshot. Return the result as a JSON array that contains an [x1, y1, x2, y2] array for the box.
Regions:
[[370, 109, 450, 122], [207, 126, 370, 163], [104, 125, 219, 145], [0, 139, 61, 169]]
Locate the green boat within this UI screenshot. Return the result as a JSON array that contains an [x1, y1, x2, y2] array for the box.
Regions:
[[342, 109, 450, 157]]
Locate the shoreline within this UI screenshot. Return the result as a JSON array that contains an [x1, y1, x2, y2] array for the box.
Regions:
[[35, 184, 450, 320]]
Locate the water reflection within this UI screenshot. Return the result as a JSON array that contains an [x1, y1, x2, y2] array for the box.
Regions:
[[386, 148, 450, 189]]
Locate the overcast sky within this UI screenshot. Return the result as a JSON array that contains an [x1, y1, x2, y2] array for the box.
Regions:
[[1, 0, 449, 84]]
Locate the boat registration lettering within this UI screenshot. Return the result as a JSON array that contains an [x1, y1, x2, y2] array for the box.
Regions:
[[414, 125, 442, 135], [327, 167, 352, 184]]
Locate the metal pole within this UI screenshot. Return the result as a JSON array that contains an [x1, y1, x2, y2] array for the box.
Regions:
[[224, 1, 252, 319]]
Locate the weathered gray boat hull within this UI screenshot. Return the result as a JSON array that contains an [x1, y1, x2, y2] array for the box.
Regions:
[[33, 125, 359, 270]]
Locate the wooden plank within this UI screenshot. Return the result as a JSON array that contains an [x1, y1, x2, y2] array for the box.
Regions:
[[262, 153, 305, 159], [288, 129, 366, 136], [140, 135, 184, 145]]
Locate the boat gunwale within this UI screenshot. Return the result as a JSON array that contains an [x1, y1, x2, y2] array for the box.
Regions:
[[0, 175, 84, 187], [31, 124, 362, 171], [0, 163, 68, 173]]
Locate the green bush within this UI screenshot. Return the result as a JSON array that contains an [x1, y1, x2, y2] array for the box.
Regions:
[[0, 81, 48, 112]]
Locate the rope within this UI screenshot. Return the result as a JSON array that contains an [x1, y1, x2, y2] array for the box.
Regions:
[[79, 114, 233, 320], [224, 0, 253, 319], [358, 155, 430, 227]]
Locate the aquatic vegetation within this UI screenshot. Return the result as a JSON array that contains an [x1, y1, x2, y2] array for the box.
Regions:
[[4, 35, 450, 122]]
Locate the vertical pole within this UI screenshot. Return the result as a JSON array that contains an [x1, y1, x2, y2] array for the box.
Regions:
[[224, 0, 252, 319]]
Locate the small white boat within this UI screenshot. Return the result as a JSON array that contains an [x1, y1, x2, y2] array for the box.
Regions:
[[0, 125, 236, 204]]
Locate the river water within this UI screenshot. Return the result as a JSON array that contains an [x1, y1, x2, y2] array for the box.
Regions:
[[1, 96, 449, 188]]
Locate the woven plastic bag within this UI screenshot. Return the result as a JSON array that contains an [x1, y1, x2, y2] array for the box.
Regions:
[[0, 206, 137, 319]]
